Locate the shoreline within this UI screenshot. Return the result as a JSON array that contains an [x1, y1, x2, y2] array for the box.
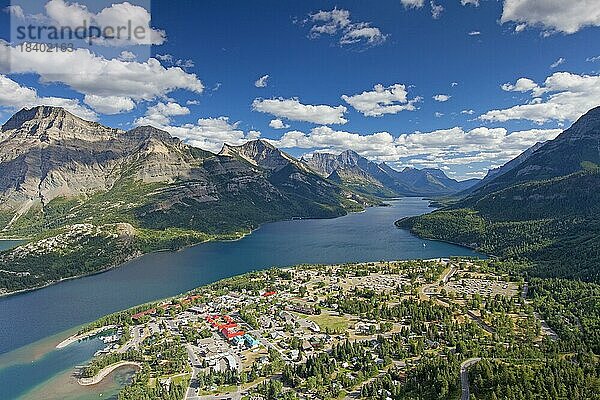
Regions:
[[0, 230, 251, 299], [394, 223, 495, 259], [0, 206, 362, 299], [55, 325, 117, 349], [78, 361, 141, 386]]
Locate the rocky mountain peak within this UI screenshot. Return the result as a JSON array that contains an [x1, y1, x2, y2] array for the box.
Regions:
[[126, 125, 180, 145], [1, 106, 119, 142], [561, 106, 600, 140], [3, 106, 79, 131], [219, 139, 294, 171]]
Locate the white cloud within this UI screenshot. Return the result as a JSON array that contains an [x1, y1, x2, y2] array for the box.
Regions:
[[271, 124, 562, 175], [434, 112, 444, 118], [273, 126, 397, 161], [482, 72, 600, 123], [461, 0, 479, 6], [461, 109, 475, 115], [341, 84, 421, 117], [431, 1, 444, 19], [16, 0, 167, 46], [269, 119, 290, 129], [401, 0, 425, 9], [118, 51, 137, 62], [134, 102, 190, 127], [468, 31, 481, 36], [433, 94, 451, 102], [501, 77, 539, 92], [307, 8, 387, 47], [501, 0, 600, 34], [252, 98, 348, 125], [0, 74, 97, 120], [150, 116, 261, 153], [587, 55, 600, 62], [0, 44, 204, 114], [83, 94, 134, 114], [550, 57, 566, 68], [186, 100, 201, 105], [255, 75, 269, 88], [309, 8, 351, 35], [5, 5, 25, 18], [340, 24, 387, 45], [155, 54, 195, 69], [451, 82, 459, 87]]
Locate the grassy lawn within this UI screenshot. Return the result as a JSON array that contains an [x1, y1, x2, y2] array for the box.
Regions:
[[307, 314, 349, 332], [241, 348, 268, 370]]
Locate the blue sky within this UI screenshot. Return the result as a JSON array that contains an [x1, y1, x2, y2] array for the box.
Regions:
[[1, 0, 599, 179]]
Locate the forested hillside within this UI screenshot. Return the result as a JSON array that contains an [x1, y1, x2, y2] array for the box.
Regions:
[[397, 106, 600, 283]]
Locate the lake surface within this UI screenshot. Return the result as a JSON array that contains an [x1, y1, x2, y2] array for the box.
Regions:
[[0, 240, 25, 252], [0, 198, 481, 399]]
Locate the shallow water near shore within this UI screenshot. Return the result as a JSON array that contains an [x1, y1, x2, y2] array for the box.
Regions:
[[0, 240, 25, 251], [0, 198, 482, 399]]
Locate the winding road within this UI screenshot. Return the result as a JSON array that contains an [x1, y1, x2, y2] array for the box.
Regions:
[[460, 358, 481, 400]]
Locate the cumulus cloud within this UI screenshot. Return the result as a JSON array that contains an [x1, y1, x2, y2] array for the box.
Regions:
[[0, 44, 204, 114], [271, 124, 562, 173], [461, 0, 479, 6], [0, 74, 97, 120], [306, 8, 387, 47], [461, 109, 475, 115], [501, 0, 600, 34], [433, 94, 451, 102], [252, 98, 348, 125], [83, 94, 135, 114], [501, 77, 539, 93], [255, 75, 269, 88], [134, 101, 190, 127], [269, 119, 290, 129], [483, 72, 600, 123], [11, 0, 166, 46], [151, 116, 261, 153], [118, 51, 137, 62], [341, 84, 421, 117]]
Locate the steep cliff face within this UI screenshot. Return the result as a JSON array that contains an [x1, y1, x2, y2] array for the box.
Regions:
[[0, 107, 207, 214], [219, 139, 298, 172]]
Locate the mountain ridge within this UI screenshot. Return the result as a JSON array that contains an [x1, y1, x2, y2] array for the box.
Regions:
[[397, 105, 600, 282], [303, 149, 478, 197]]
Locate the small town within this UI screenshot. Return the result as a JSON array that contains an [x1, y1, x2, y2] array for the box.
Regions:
[[61, 258, 559, 400]]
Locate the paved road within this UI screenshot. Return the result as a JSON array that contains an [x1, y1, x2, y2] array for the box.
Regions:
[[460, 358, 481, 400], [521, 282, 529, 299]]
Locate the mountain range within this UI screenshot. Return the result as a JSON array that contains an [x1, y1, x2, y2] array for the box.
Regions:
[[0, 106, 374, 237], [303, 150, 478, 197], [398, 106, 600, 282], [0, 106, 372, 294]]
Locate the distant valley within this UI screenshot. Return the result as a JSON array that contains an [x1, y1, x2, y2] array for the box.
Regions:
[[303, 149, 478, 198]]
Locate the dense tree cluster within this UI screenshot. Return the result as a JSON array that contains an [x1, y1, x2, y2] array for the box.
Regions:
[[469, 354, 600, 400]]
